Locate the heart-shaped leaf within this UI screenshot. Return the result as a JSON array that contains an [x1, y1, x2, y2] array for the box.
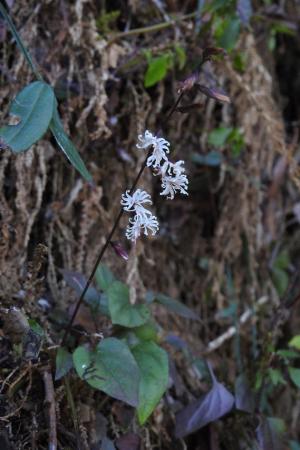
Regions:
[[73, 338, 140, 407], [50, 107, 93, 183], [0, 81, 55, 152], [147, 291, 200, 321], [96, 264, 116, 292], [175, 364, 234, 437], [132, 341, 168, 424], [55, 347, 74, 380], [107, 281, 150, 328]]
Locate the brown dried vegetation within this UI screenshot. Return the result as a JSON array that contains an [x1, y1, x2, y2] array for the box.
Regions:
[[1, 0, 300, 448]]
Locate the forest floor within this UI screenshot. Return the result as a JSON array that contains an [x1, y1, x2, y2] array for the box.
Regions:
[[0, 1, 300, 449]]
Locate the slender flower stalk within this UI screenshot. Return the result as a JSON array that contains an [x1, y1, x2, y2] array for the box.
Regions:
[[62, 52, 218, 344]]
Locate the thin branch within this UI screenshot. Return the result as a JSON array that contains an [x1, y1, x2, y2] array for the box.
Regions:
[[108, 11, 198, 43], [204, 296, 269, 354], [61, 145, 153, 345], [43, 368, 57, 450]]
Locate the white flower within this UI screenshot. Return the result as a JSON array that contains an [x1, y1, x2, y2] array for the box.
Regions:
[[136, 130, 170, 168], [125, 216, 142, 241], [136, 130, 156, 149], [125, 213, 159, 242], [141, 213, 159, 236], [121, 188, 159, 241], [160, 160, 189, 200], [121, 189, 152, 212]]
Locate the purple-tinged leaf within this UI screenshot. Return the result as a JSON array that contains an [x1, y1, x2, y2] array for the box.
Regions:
[[60, 268, 109, 315], [165, 334, 189, 351], [102, 437, 116, 450], [60, 269, 99, 305], [175, 365, 234, 438], [116, 433, 140, 450], [235, 374, 255, 413], [256, 416, 285, 450], [237, 0, 253, 25], [196, 84, 230, 103]]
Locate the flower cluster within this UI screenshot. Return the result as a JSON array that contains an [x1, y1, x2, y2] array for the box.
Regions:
[[137, 130, 188, 200], [121, 131, 188, 241], [121, 189, 159, 242]]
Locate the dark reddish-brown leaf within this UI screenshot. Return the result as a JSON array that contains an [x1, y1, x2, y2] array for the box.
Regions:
[[175, 364, 234, 438], [177, 72, 199, 94], [196, 84, 230, 103], [110, 241, 129, 261]]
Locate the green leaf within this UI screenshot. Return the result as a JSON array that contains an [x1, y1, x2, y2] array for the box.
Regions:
[[289, 440, 300, 450], [274, 250, 290, 270], [208, 127, 232, 147], [268, 368, 286, 386], [132, 341, 168, 424], [133, 322, 158, 342], [288, 367, 300, 389], [107, 281, 150, 328], [28, 319, 44, 337], [0, 81, 55, 152], [216, 17, 241, 52], [147, 291, 200, 321], [95, 264, 116, 292], [144, 54, 171, 88], [55, 347, 74, 380], [289, 336, 300, 350], [50, 107, 93, 183], [272, 267, 289, 297], [277, 349, 300, 360], [174, 44, 186, 70], [73, 338, 140, 406]]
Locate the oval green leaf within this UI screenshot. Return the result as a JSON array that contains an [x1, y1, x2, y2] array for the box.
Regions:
[[107, 281, 150, 328], [289, 335, 300, 350], [132, 341, 168, 425], [0, 81, 55, 152], [288, 367, 300, 389], [96, 264, 116, 292], [50, 107, 93, 183], [148, 291, 200, 321], [73, 338, 140, 407], [144, 54, 171, 88]]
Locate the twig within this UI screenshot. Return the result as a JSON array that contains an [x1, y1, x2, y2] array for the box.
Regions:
[[0, 363, 32, 421], [204, 296, 269, 354], [42, 368, 57, 450], [108, 11, 198, 43]]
